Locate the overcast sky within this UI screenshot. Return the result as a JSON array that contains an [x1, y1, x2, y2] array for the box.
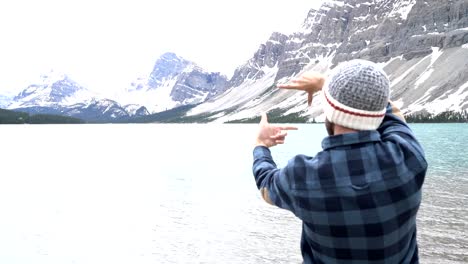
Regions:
[[0, 0, 323, 96]]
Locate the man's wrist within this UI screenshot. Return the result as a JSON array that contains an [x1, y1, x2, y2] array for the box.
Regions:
[[255, 144, 269, 148], [389, 101, 406, 122], [255, 140, 269, 148]]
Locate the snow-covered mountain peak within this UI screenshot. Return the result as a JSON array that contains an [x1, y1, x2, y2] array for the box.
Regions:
[[119, 52, 229, 114], [6, 70, 148, 121], [9, 73, 96, 109], [159, 52, 186, 63], [146, 52, 194, 89]]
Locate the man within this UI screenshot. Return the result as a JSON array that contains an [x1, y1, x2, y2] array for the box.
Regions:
[[253, 60, 428, 263]]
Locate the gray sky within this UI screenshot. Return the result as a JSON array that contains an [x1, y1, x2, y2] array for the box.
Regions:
[[0, 0, 323, 96]]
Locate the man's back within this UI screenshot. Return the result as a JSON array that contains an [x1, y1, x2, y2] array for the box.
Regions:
[[253, 60, 428, 263], [253, 105, 427, 263], [293, 105, 426, 263]]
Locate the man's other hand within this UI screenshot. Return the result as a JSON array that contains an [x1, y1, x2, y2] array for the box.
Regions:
[[255, 113, 298, 148], [278, 72, 325, 106]]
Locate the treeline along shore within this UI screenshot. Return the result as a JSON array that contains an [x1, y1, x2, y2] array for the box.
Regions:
[[0, 108, 85, 124], [1, 107, 467, 124], [405, 110, 468, 123]]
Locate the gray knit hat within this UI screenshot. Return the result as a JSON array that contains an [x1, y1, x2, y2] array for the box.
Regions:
[[322, 59, 390, 130]]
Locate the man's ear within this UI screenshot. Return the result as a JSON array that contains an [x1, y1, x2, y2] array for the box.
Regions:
[[325, 119, 335, 136]]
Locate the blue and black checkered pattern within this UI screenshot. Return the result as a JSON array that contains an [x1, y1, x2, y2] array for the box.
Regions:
[[253, 103, 427, 264]]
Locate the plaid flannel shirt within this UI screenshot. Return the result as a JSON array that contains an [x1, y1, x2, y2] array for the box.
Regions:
[[252, 103, 428, 264]]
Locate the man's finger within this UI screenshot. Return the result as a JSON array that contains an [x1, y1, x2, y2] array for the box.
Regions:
[[277, 83, 297, 89], [291, 79, 303, 84], [270, 132, 287, 140], [308, 92, 313, 106], [279, 126, 298, 130], [278, 84, 308, 92]]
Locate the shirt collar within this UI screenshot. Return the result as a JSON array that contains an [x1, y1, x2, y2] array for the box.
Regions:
[[321, 130, 381, 150]]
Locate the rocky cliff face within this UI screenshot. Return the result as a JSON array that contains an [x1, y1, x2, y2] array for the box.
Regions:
[[229, 32, 289, 87], [146, 52, 192, 89], [124, 104, 150, 117], [186, 0, 468, 123], [171, 70, 228, 103]]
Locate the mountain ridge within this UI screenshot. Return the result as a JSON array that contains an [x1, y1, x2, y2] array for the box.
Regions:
[[120, 52, 229, 113], [2, 0, 468, 123], [4, 53, 229, 122], [184, 0, 468, 123]]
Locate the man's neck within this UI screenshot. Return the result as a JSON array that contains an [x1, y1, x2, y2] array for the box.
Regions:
[[333, 125, 358, 136]]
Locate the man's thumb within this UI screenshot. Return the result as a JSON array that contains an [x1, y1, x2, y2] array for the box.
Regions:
[[260, 113, 268, 124], [308, 92, 313, 106]]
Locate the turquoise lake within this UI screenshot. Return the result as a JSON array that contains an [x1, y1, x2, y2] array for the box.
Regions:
[[0, 124, 466, 263]]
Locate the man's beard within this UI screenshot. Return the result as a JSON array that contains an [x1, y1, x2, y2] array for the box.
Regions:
[[325, 119, 335, 136]]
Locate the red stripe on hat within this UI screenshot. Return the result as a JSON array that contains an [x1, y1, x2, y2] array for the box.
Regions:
[[324, 91, 385, 118]]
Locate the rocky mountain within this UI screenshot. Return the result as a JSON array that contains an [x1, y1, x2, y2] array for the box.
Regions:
[[3, 53, 228, 122], [124, 104, 150, 116], [120, 52, 229, 113], [182, 0, 468, 123], [5, 72, 148, 122], [9, 71, 91, 109], [62, 99, 137, 122]]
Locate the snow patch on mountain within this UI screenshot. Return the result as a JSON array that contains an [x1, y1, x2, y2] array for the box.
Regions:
[[124, 104, 149, 116], [388, 0, 416, 20], [390, 56, 428, 87], [414, 47, 443, 88], [119, 77, 178, 113], [407, 81, 468, 114], [323, 1, 345, 8], [439, 83, 468, 111]]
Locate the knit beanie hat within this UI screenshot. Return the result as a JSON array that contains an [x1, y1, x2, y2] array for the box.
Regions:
[[322, 59, 390, 130]]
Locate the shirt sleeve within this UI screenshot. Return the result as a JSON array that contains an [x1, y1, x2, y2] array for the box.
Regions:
[[378, 102, 427, 161], [378, 102, 411, 136], [252, 146, 295, 212]]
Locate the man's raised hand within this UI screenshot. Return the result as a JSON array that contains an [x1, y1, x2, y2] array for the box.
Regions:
[[277, 72, 326, 106], [255, 113, 298, 148]]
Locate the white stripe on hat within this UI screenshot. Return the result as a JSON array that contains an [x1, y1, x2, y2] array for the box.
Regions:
[[322, 89, 386, 130]]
